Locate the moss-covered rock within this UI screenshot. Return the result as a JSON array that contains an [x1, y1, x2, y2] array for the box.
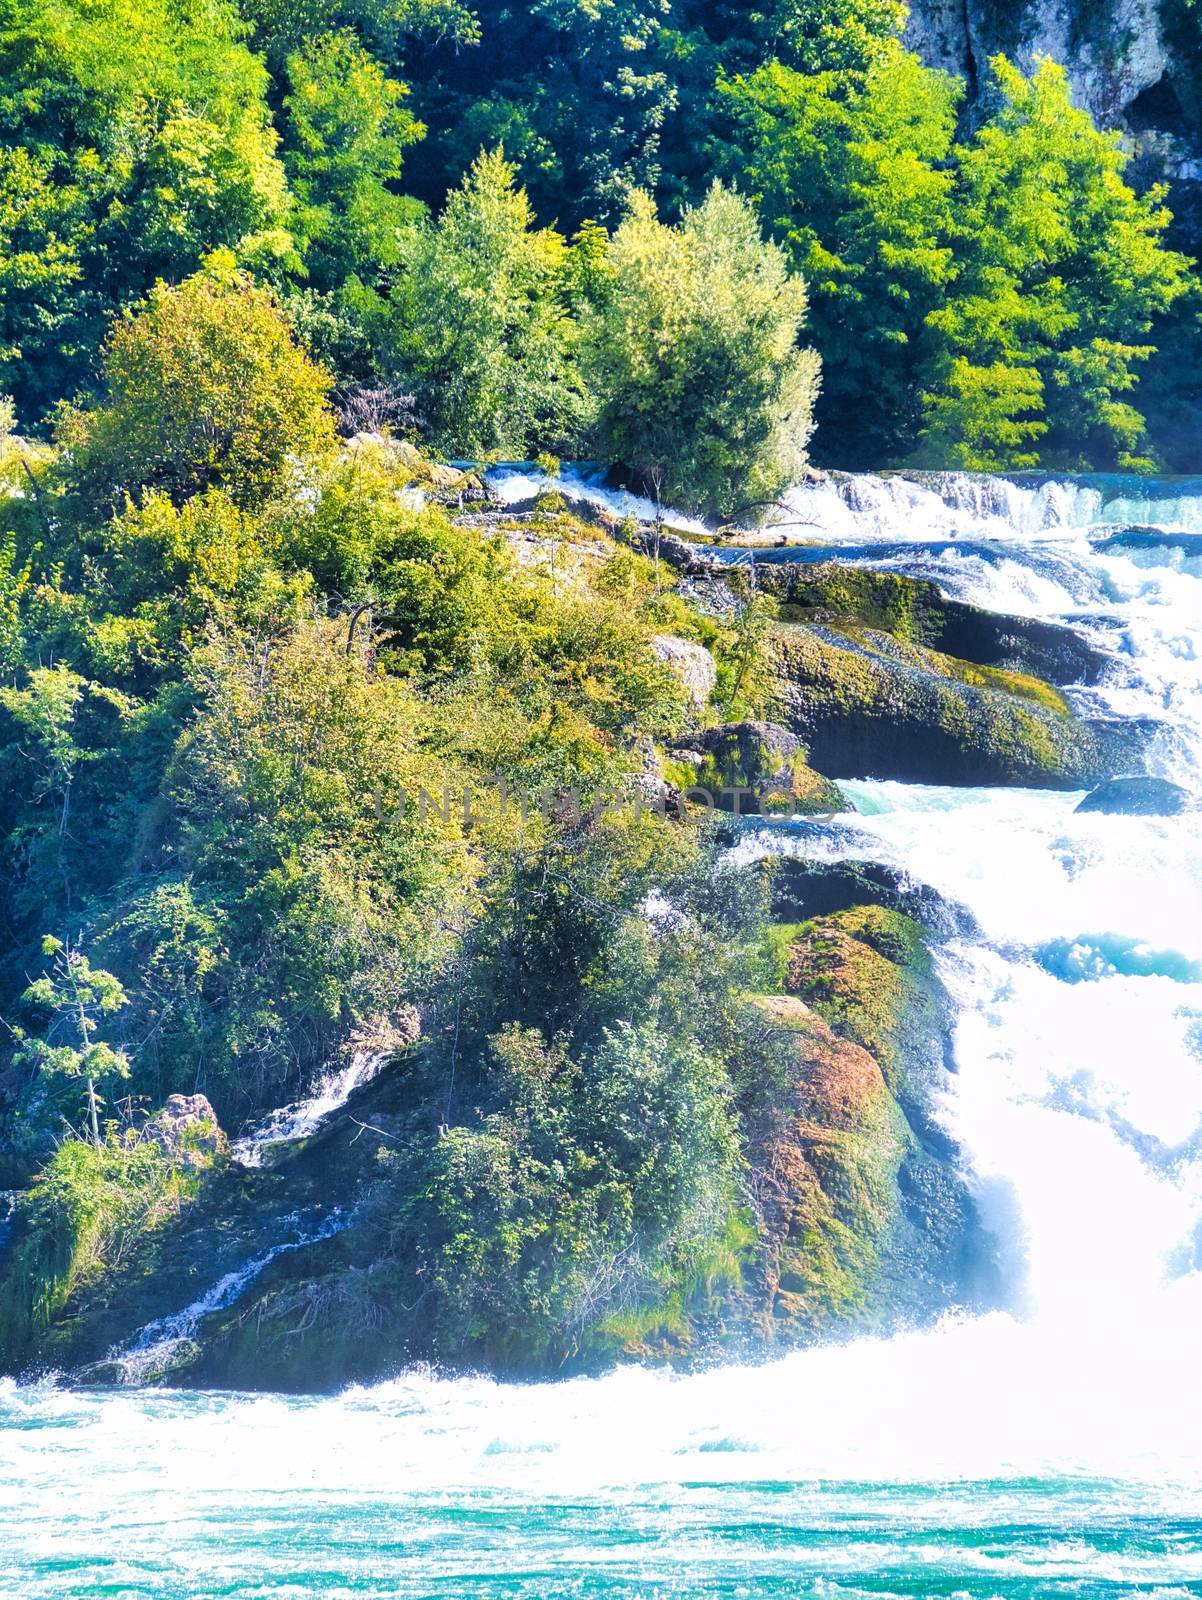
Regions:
[[768, 622, 1112, 787], [650, 635, 717, 709], [743, 905, 990, 1342], [140, 1094, 228, 1172], [761, 561, 1109, 685], [667, 719, 846, 816], [781, 906, 945, 1122], [747, 995, 911, 1332], [0, 897, 988, 1388]]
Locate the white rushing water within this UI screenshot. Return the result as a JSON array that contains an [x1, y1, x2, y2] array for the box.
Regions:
[[145, 477, 1202, 1468], [231, 1049, 388, 1167], [488, 459, 1202, 542], [115, 1209, 349, 1383], [428, 469, 1202, 1483]]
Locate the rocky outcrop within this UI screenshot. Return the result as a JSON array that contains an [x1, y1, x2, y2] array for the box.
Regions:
[[0, 892, 992, 1387], [761, 562, 1110, 686], [769, 856, 977, 938], [748, 995, 911, 1333], [650, 635, 717, 709], [139, 1095, 227, 1171], [667, 720, 846, 816], [905, 0, 1202, 184], [744, 905, 989, 1340], [906, 0, 1166, 122], [769, 622, 1113, 788], [1076, 775, 1197, 814], [343, 432, 484, 500]]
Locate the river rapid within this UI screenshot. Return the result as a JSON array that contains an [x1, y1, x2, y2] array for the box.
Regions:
[[5, 471, 1202, 1599]]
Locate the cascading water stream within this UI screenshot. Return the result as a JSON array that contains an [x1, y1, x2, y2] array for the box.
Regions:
[[113, 1208, 350, 1383], [231, 1049, 388, 1167], [5, 469, 1202, 1596]]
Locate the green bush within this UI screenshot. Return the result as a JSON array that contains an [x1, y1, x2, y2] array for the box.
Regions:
[[582, 183, 821, 519], [0, 1135, 203, 1359]]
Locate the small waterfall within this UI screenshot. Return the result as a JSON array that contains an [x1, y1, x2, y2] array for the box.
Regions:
[[232, 1050, 388, 1168], [485, 462, 713, 534], [486, 460, 1202, 547], [114, 1210, 348, 1383], [775, 471, 1105, 543], [0, 1192, 18, 1258], [485, 461, 1118, 542]]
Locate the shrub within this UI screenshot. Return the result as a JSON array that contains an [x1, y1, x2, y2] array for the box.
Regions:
[[582, 182, 820, 520], [59, 268, 336, 512]]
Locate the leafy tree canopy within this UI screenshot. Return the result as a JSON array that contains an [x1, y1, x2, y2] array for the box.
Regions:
[[583, 181, 820, 517]]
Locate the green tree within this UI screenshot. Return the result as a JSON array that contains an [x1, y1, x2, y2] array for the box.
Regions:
[[0, 667, 91, 842], [59, 267, 337, 513], [112, 617, 476, 1108], [718, 43, 959, 464], [387, 148, 588, 455], [0, 0, 293, 417], [742, 0, 909, 74], [18, 936, 130, 1147], [403, 0, 677, 227], [282, 30, 425, 293], [0, 148, 84, 398], [582, 182, 820, 518], [401, 1015, 739, 1362], [0, 530, 29, 680], [243, 0, 479, 65], [919, 57, 1192, 470]]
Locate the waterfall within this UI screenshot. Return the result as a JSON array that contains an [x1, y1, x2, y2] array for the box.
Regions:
[[5, 468, 1202, 1594], [231, 1050, 388, 1168], [114, 1209, 349, 1383], [464, 465, 1202, 1481]]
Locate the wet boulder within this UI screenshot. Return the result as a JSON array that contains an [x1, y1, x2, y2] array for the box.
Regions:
[[769, 857, 975, 939], [769, 623, 1114, 789], [1076, 776, 1197, 816], [1092, 527, 1202, 559], [931, 601, 1110, 687]]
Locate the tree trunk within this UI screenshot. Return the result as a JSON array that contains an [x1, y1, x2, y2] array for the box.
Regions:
[[87, 1077, 100, 1148]]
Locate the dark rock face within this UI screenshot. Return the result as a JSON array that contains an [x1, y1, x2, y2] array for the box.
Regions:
[[929, 601, 1110, 688], [769, 624, 1114, 789], [906, 0, 1175, 140], [769, 857, 976, 940], [1076, 776, 1197, 815]]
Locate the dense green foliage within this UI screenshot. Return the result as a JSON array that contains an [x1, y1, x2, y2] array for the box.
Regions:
[[0, 0, 1195, 1378], [0, 0, 1194, 473], [582, 183, 820, 517], [0, 1133, 205, 1358]]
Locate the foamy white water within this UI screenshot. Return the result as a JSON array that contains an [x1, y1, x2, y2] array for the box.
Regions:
[[232, 1049, 388, 1166]]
